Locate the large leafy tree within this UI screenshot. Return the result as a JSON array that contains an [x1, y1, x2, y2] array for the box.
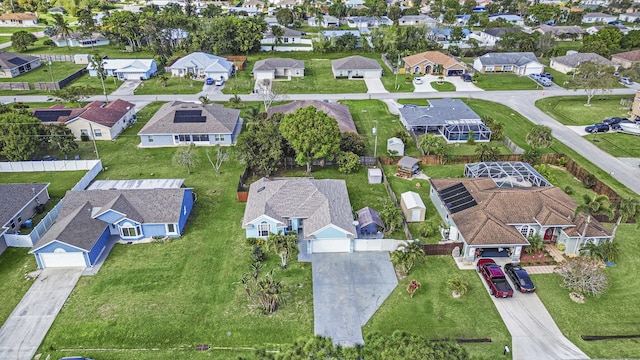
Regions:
[[567, 62, 618, 106], [276, 8, 293, 26], [526, 125, 553, 149], [581, 26, 622, 57], [11, 31, 37, 51], [280, 106, 341, 174], [39, 123, 78, 157], [236, 114, 284, 177], [529, 4, 562, 23], [0, 112, 40, 161], [102, 11, 142, 51]]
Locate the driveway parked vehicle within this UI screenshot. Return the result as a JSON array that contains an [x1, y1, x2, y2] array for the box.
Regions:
[[585, 123, 610, 133], [504, 263, 536, 293], [541, 72, 554, 80], [205, 78, 214, 85], [538, 78, 552, 87], [413, 77, 423, 85], [620, 77, 633, 85], [477, 259, 514, 298], [603, 117, 624, 126], [214, 79, 225, 86], [612, 119, 634, 130]]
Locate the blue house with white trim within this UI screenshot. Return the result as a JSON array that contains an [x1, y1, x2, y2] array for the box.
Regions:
[[30, 181, 194, 268]]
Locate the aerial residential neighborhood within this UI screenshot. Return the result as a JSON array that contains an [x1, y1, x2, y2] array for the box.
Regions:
[[2, 0, 640, 359]]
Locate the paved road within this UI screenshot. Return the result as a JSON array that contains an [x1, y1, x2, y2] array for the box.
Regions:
[[312, 252, 397, 346], [0, 268, 83, 360]]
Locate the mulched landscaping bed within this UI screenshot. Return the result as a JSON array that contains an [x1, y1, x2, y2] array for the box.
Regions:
[[519, 250, 556, 266]]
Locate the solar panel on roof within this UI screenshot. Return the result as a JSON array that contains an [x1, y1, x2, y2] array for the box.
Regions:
[[173, 109, 206, 123], [438, 182, 477, 214], [33, 110, 72, 122], [8, 57, 28, 66]]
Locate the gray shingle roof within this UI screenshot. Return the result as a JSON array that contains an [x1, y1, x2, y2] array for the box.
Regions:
[[0, 183, 49, 228], [331, 56, 382, 71], [475, 52, 541, 66], [138, 101, 241, 135], [266, 100, 357, 133], [253, 58, 304, 71], [264, 26, 302, 38], [552, 52, 616, 67], [482, 27, 521, 37], [399, 99, 481, 128], [0, 51, 38, 70], [356, 206, 383, 228], [537, 24, 585, 36], [31, 188, 189, 251], [242, 177, 356, 238]]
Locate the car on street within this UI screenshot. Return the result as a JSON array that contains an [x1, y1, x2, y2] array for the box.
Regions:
[[603, 117, 624, 126], [585, 123, 610, 133], [504, 263, 536, 293], [413, 77, 423, 85], [477, 258, 514, 298], [620, 77, 633, 86], [205, 78, 214, 85]]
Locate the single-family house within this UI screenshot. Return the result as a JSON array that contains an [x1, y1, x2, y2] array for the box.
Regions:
[[331, 55, 383, 78], [398, 15, 437, 27], [479, 27, 521, 45], [261, 26, 303, 45], [253, 58, 304, 80], [387, 137, 405, 156], [30, 180, 194, 268], [242, 177, 357, 253], [345, 16, 393, 29], [345, 0, 365, 8], [550, 52, 618, 73], [321, 30, 362, 47], [138, 101, 242, 147], [611, 49, 640, 68], [430, 176, 611, 263], [308, 15, 340, 27], [169, 52, 234, 81], [488, 14, 524, 26], [48, 6, 67, 14], [429, 27, 471, 42], [586, 25, 630, 36], [87, 58, 157, 80], [473, 52, 544, 75], [619, 12, 640, 23], [267, 100, 357, 133], [400, 191, 426, 222], [33, 99, 136, 141], [0, 12, 38, 27], [0, 51, 40, 78], [356, 207, 384, 238], [398, 99, 491, 142], [51, 31, 110, 48], [582, 12, 617, 23], [402, 51, 467, 76], [535, 24, 585, 41], [456, 14, 471, 26], [0, 183, 50, 254]]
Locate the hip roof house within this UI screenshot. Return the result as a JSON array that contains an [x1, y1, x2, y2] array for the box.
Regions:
[[0, 51, 40, 78], [267, 100, 357, 133], [473, 52, 544, 75], [331, 55, 382, 78], [169, 52, 234, 80], [550, 52, 618, 73], [87, 58, 157, 80], [402, 51, 467, 76]]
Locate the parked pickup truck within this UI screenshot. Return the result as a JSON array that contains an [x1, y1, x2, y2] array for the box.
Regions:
[[477, 259, 514, 298]]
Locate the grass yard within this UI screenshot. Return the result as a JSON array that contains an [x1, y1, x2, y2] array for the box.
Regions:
[[0, 62, 85, 84], [0, 249, 38, 326], [363, 255, 513, 360], [134, 76, 203, 95], [431, 81, 456, 92], [379, 72, 417, 93], [585, 132, 640, 158], [532, 223, 640, 358], [555, 41, 583, 55], [19, 39, 156, 59], [473, 73, 539, 91], [341, 100, 422, 157], [67, 73, 122, 96], [536, 95, 632, 126], [0, 27, 43, 34]]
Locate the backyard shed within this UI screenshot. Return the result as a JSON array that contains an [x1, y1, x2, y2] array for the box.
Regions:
[[397, 156, 420, 178], [387, 137, 404, 156], [368, 168, 383, 184], [356, 207, 384, 237], [401, 191, 426, 222]]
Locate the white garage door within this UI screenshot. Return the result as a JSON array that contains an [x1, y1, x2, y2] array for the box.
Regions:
[[311, 239, 351, 253], [411, 209, 422, 222], [40, 251, 86, 268]]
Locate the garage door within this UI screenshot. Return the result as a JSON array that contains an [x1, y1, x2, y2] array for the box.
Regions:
[[311, 239, 351, 253], [40, 251, 86, 268]]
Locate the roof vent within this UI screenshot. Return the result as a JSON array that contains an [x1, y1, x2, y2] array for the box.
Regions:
[[257, 186, 266, 193]]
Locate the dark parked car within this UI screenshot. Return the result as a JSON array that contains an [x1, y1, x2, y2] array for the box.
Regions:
[[461, 73, 472, 82], [504, 263, 536, 293], [541, 72, 553, 80], [205, 77, 214, 85], [612, 119, 634, 130], [603, 117, 623, 126], [585, 123, 610, 133]]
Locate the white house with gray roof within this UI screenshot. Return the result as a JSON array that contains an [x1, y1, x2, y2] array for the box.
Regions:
[[169, 52, 233, 81], [242, 177, 357, 253], [0, 51, 40, 78], [0, 183, 50, 254], [473, 52, 544, 75], [331, 55, 382, 78], [30, 181, 194, 268], [138, 101, 242, 147], [253, 58, 304, 80], [399, 99, 491, 142], [550, 52, 618, 74]]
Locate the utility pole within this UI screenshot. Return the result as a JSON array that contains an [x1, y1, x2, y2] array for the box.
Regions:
[[87, 122, 101, 160], [373, 120, 378, 160]]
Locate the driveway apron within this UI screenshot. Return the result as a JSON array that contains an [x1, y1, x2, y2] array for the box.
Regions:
[[312, 252, 397, 346], [364, 78, 388, 93], [0, 268, 83, 360]]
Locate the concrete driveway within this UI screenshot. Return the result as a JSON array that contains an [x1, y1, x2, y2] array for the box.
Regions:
[[312, 252, 397, 346], [111, 80, 142, 96], [477, 271, 588, 360], [364, 78, 388, 93], [0, 268, 83, 360]]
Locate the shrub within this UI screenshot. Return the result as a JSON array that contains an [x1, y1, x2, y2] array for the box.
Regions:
[[80, 133, 90, 142], [522, 148, 542, 165], [252, 245, 266, 262], [43, 39, 56, 47], [556, 257, 609, 297], [582, 174, 597, 189], [246, 237, 259, 246], [447, 276, 469, 297], [337, 151, 360, 174], [466, 130, 475, 145], [340, 132, 366, 156], [556, 243, 566, 252], [557, 156, 568, 167], [393, 130, 410, 144], [564, 186, 573, 195]]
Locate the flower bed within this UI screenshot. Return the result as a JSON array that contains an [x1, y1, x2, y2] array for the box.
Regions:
[[519, 250, 556, 266]]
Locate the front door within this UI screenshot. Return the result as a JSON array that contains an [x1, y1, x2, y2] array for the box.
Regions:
[[544, 228, 554, 241]]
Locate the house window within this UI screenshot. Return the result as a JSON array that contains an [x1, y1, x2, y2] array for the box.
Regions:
[[485, 66, 494, 71], [80, 129, 89, 136], [286, 219, 293, 232], [503, 65, 513, 71], [519, 225, 534, 238], [121, 224, 141, 237], [167, 223, 176, 234], [213, 134, 225, 142], [284, 37, 289, 43], [93, 128, 102, 137], [17, 216, 22, 223], [192, 134, 209, 142], [258, 221, 270, 237], [148, 135, 154, 143]]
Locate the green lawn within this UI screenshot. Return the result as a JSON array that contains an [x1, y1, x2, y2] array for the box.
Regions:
[[68, 73, 122, 96], [363, 256, 513, 360], [555, 41, 583, 55], [533, 223, 640, 358], [19, 39, 156, 59], [0, 27, 43, 34], [379, 72, 417, 93], [536, 95, 633, 126], [431, 81, 455, 92], [473, 73, 539, 91], [0, 62, 85, 84], [134, 76, 203, 95]]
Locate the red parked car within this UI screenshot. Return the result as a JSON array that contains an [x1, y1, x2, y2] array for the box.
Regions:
[[477, 258, 514, 298]]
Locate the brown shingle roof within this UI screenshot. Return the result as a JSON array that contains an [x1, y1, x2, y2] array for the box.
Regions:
[[402, 51, 466, 70], [612, 49, 640, 63], [32, 99, 134, 127], [0, 12, 37, 20], [267, 100, 357, 133]]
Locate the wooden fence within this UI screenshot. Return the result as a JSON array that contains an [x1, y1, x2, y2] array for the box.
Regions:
[[422, 242, 463, 256]]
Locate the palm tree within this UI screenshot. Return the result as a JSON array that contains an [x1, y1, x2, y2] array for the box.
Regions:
[[51, 14, 71, 48], [89, 54, 108, 103], [611, 197, 640, 241], [447, 276, 469, 297], [270, 25, 285, 51], [600, 240, 620, 262], [158, 74, 169, 87], [580, 241, 605, 261], [475, 143, 498, 162], [266, 232, 298, 269], [244, 106, 263, 128], [574, 194, 613, 252], [419, 134, 443, 155], [393, 240, 425, 276]]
